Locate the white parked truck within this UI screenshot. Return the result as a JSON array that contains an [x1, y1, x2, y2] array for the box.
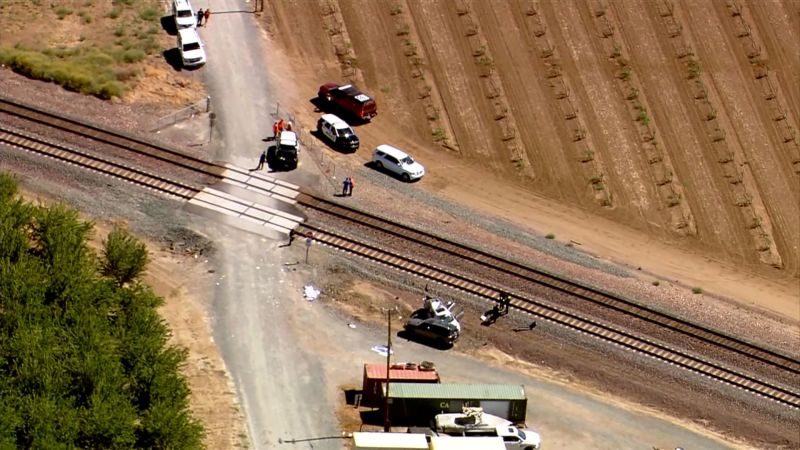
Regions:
[[434, 408, 541, 450]]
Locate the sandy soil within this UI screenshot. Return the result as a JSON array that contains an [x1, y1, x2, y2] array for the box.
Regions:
[[2, 0, 799, 447], [255, 0, 799, 321], [259, 0, 800, 278]]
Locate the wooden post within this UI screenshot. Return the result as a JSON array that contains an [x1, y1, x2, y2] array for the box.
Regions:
[[383, 309, 392, 432]]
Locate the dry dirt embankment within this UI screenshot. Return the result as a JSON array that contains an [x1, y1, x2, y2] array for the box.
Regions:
[[264, 0, 800, 279]]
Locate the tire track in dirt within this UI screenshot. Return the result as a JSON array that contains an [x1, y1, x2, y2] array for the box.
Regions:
[[744, 0, 800, 124], [408, 0, 496, 166], [713, 0, 800, 274], [444, 0, 532, 176], [264, 1, 332, 71], [544, 0, 662, 210], [586, 0, 696, 235], [379, 0, 459, 151], [336, 0, 427, 141], [675, 0, 792, 269], [317, 0, 364, 86], [475, 1, 583, 199], [718, 0, 800, 180], [610, 0, 748, 257], [515, 1, 613, 207]]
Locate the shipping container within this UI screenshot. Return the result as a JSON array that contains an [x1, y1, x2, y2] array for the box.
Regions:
[[362, 362, 440, 407], [384, 384, 527, 425], [352, 432, 429, 450]]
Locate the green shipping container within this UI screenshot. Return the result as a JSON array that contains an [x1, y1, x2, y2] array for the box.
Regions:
[[383, 383, 528, 426]]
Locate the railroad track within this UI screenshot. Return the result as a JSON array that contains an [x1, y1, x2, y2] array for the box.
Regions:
[[2, 95, 798, 410], [296, 222, 800, 410], [298, 194, 800, 377], [0, 125, 304, 235]]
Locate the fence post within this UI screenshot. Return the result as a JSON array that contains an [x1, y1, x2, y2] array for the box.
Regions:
[[206, 95, 211, 113]]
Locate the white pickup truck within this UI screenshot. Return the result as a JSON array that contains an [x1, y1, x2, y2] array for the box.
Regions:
[[434, 410, 541, 450]]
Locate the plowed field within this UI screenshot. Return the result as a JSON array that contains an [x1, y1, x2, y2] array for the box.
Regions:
[[263, 0, 800, 278]]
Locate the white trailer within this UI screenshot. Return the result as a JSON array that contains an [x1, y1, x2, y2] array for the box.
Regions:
[[430, 436, 506, 450], [352, 432, 429, 450]]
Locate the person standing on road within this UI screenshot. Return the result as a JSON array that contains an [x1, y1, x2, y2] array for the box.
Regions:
[[196, 8, 204, 26], [347, 176, 355, 196], [272, 120, 279, 138], [204, 8, 211, 25], [342, 177, 351, 196], [251, 148, 267, 171], [277, 118, 285, 134]]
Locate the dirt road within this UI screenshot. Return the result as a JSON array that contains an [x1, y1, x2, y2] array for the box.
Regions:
[[190, 1, 761, 448]]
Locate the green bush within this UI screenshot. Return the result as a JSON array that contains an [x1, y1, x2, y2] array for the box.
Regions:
[[138, 36, 160, 55], [0, 47, 127, 99], [106, 7, 122, 19], [692, 287, 703, 294], [545, 233, 556, 239], [121, 48, 146, 63], [55, 6, 73, 19], [102, 226, 149, 286], [139, 7, 159, 21]]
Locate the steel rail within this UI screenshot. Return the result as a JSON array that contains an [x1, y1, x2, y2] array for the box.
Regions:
[[297, 194, 800, 376], [2, 95, 798, 409], [295, 222, 800, 410]]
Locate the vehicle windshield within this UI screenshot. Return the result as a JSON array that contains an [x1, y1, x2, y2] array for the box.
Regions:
[[183, 42, 201, 51], [401, 156, 415, 165], [177, 10, 192, 18], [518, 430, 526, 439], [337, 128, 352, 137]]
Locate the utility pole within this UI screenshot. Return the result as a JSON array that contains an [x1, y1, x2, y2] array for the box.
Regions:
[[383, 309, 392, 432]]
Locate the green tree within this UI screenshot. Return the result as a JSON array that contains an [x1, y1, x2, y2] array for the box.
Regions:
[[102, 225, 149, 286], [0, 171, 204, 449]]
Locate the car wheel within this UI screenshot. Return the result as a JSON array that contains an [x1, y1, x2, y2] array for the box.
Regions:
[[401, 173, 411, 182], [375, 161, 383, 169]]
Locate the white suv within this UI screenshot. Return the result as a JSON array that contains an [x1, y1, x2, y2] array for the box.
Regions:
[[177, 28, 206, 68], [172, 0, 196, 29], [372, 144, 425, 181]]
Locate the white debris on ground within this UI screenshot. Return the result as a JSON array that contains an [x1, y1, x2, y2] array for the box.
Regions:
[[303, 284, 320, 301], [371, 345, 393, 357]]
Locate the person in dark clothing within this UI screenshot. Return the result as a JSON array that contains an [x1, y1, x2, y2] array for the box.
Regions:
[[251, 149, 267, 171], [342, 177, 351, 196], [196, 8, 204, 26], [347, 176, 355, 196]]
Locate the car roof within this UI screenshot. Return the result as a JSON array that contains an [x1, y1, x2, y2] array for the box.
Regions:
[[178, 28, 201, 42], [320, 113, 351, 129], [375, 144, 410, 159], [279, 131, 298, 146]]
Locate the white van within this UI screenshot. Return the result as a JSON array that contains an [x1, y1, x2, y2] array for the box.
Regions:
[[177, 28, 206, 67], [173, 0, 196, 29]]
